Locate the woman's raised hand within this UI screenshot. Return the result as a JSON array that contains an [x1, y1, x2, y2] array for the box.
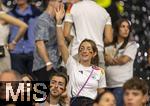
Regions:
[[55, 3, 65, 24]]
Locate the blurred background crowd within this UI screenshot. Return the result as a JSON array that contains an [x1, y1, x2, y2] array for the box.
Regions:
[[2, 0, 150, 83], [0, 0, 150, 106]]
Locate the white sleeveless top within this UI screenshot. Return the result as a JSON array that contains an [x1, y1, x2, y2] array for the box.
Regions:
[[0, 11, 10, 45]]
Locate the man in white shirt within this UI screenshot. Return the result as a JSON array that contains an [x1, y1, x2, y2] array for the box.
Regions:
[[64, 0, 113, 68]]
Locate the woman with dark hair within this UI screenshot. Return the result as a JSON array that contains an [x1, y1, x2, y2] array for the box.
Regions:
[[55, 4, 106, 106], [104, 18, 138, 106], [93, 91, 116, 106]]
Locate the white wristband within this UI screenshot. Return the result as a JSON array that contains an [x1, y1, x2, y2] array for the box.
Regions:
[[46, 62, 52, 66], [56, 24, 63, 27]]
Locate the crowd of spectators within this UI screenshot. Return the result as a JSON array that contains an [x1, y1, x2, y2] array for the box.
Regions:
[[0, 0, 149, 106]]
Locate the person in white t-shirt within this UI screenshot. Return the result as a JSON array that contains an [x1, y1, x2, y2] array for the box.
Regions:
[[104, 18, 138, 106], [63, 0, 113, 69], [0, 0, 27, 71], [55, 4, 106, 106]]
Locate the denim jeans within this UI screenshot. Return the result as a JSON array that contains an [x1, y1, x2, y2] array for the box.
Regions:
[[107, 87, 124, 106], [10, 52, 33, 74], [70, 96, 94, 106]]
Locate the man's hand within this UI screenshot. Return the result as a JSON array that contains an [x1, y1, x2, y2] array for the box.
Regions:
[[46, 64, 53, 71], [8, 43, 16, 51], [46, 62, 53, 71]]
